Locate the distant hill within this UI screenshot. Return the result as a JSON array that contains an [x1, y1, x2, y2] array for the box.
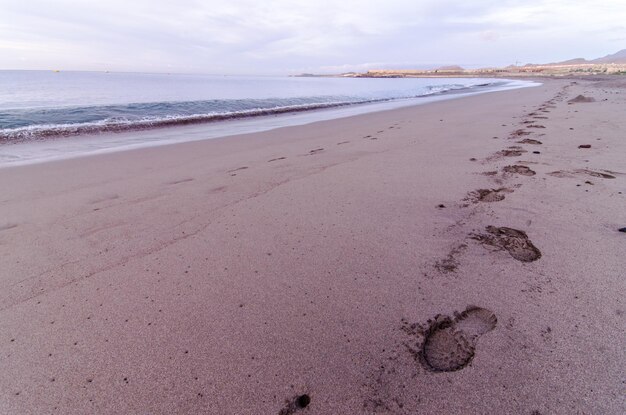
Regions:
[[547, 49, 626, 66], [326, 48, 626, 78], [554, 58, 588, 65], [436, 65, 464, 71], [592, 49, 626, 64]]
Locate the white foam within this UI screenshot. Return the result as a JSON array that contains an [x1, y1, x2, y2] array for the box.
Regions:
[[0, 79, 540, 167]]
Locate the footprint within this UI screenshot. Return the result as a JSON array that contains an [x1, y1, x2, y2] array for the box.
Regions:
[[517, 139, 542, 145], [226, 167, 248, 173], [467, 188, 512, 203], [568, 95, 595, 104], [268, 157, 287, 162], [336, 141, 350, 145], [509, 129, 531, 137], [419, 306, 497, 372], [575, 169, 616, 179], [167, 178, 194, 185], [503, 165, 536, 176], [308, 148, 324, 155], [471, 226, 542, 262], [549, 169, 616, 179], [434, 244, 467, 273], [496, 147, 526, 157], [547, 170, 574, 178]]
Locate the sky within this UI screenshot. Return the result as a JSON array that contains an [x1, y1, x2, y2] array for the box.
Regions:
[[0, 0, 624, 74]]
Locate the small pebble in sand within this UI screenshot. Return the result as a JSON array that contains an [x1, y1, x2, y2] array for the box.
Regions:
[[578, 144, 591, 149], [533, 151, 540, 154], [437, 204, 446, 209], [619, 228, 626, 233], [297, 395, 311, 408]]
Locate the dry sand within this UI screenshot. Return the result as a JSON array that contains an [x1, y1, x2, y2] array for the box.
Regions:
[[0, 78, 624, 414]]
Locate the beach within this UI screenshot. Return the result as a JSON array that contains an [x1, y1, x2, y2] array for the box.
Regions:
[[0, 77, 624, 414]]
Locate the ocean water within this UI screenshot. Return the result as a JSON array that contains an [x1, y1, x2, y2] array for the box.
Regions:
[[0, 71, 538, 165]]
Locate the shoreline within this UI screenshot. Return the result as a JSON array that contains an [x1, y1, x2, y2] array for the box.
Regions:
[[0, 77, 624, 414], [0, 79, 509, 140], [0, 78, 536, 167]]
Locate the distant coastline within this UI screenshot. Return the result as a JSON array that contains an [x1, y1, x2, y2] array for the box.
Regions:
[[294, 63, 626, 78], [293, 49, 626, 78]]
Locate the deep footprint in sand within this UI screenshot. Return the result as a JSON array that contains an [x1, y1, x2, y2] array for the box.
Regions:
[[420, 306, 497, 372], [503, 165, 536, 176], [509, 129, 531, 138], [517, 138, 543, 145], [496, 147, 526, 157], [467, 188, 512, 203], [472, 226, 542, 262]]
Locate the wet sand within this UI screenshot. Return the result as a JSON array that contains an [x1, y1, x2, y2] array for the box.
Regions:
[[0, 78, 624, 414]]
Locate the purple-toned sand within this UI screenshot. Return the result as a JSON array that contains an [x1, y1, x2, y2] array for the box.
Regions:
[[0, 78, 624, 414]]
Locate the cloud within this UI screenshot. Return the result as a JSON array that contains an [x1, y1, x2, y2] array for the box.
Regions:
[[0, 0, 624, 73], [480, 31, 500, 41]]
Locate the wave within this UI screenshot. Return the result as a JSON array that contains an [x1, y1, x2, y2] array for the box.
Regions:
[[0, 82, 497, 142]]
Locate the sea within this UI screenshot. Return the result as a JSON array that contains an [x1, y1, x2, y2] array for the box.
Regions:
[[0, 70, 538, 165]]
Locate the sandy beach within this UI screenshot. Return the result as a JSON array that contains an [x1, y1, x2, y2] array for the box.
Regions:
[[0, 78, 624, 414]]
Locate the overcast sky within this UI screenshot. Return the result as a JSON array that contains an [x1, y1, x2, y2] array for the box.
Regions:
[[0, 0, 624, 74]]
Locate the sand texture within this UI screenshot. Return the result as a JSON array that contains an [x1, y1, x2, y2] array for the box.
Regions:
[[0, 78, 625, 414]]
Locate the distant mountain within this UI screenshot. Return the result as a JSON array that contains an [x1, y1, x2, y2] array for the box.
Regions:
[[555, 58, 588, 65], [548, 49, 626, 65], [591, 49, 626, 64]]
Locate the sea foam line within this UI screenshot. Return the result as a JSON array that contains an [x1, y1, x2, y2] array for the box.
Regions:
[[0, 83, 485, 142]]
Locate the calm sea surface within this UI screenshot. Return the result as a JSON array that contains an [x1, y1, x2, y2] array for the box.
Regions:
[[0, 71, 537, 164]]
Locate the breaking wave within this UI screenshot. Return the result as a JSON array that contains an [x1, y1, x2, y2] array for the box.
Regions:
[[0, 82, 499, 142]]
